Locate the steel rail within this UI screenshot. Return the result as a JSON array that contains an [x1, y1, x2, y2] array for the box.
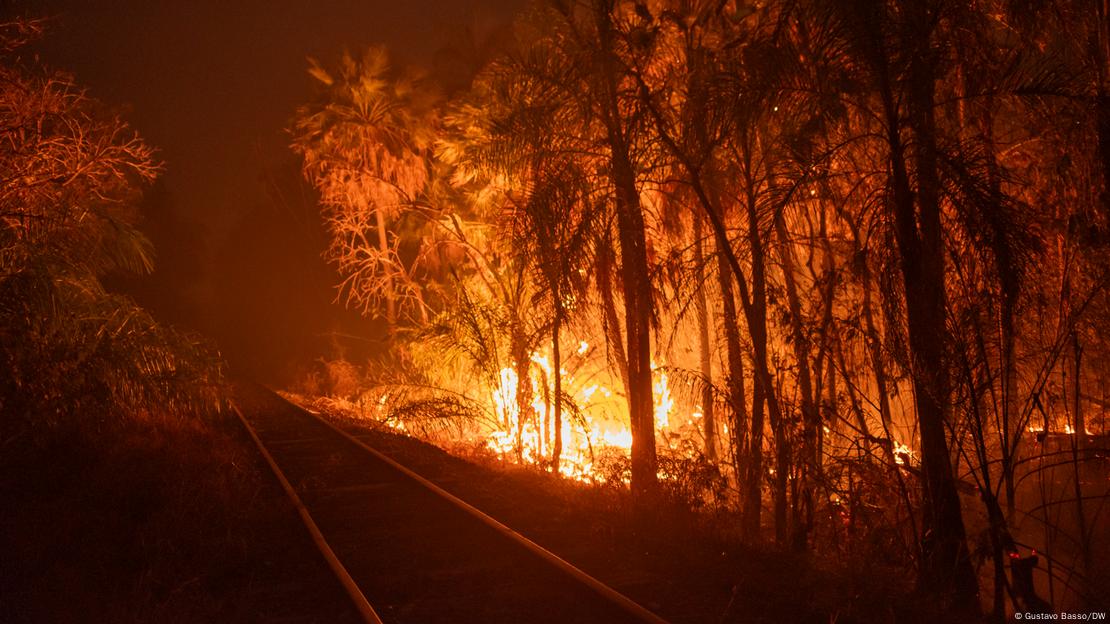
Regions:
[[290, 399, 672, 624], [233, 405, 384, 624]]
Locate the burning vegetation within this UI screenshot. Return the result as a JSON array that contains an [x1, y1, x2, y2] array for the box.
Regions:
[[1, 0, 1108, 620], [289, 0, 1110, 618]]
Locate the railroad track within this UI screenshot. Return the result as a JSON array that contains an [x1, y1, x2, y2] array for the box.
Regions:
[[234, 383, 671, 624]]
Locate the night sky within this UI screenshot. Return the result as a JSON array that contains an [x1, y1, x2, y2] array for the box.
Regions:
[[15, 0, 522, 380]]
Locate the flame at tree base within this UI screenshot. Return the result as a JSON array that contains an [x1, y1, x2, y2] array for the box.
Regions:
[[483, 353, 672, 483]]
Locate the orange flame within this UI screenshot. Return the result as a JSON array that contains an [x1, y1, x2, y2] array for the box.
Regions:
[[482, 350, 680, 482]]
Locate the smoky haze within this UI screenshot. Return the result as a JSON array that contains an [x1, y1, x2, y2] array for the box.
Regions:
[[17, 0, 521, 383]]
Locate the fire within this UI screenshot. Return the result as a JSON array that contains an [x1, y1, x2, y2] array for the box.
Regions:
[[491, 367, 521, 430], [652, 361, 673, 429], [480, 348, 681, 482], [1027, 422, 1094, 435], [1063, 423, 1093, 436], [893, 440, 917, 466]]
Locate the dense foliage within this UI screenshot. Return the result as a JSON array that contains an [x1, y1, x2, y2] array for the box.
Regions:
[[292, 0, 1109, 617], [0, 18, 223, 440]]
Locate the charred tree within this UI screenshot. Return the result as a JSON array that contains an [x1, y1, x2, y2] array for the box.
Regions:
[[693, 196, 718, 461], [593, 0, 658, 498]]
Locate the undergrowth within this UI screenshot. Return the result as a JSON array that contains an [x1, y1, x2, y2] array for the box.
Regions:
[[0, 406, 338, 623]]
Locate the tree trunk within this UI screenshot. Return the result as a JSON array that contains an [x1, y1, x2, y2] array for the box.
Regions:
[[893, 3, 978, 606], [856, 238, 892, 430], [552, 310, 564, 472], [774, 208, 817, 551], [824, 353, 837, 448], [612, 158, 658, 500], [635, 47, 786, 536], [693, 213, 717, 460], [1071, 332, 1090, 574], [641, 124, 783, 540], [685, 39, 718, 463], [596, 237, 630, 394], [743, 364, 766, 542], [718, 248, 749, 511], [979, 90, 1021, 521], [743, 178, 786, 546], [374, 206, 396, 329], [511, 325, 533, 464], [1001, 302, 1019, 519], [594, 1, 657, 499]]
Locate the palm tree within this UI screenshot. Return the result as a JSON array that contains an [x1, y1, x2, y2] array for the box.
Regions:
[[439, 40, 601, 470], [626, 0, 797, 540], [291, 47, 438, 328], [569, 0, 661, 499], [453, 0, 662, 496]]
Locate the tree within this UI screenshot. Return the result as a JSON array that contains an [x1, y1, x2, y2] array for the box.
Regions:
[[0, 18, 222, 438], [479, 0, 662, 497], [289, 1, 1108, 610], [626, 0, 793, 540], [292, 47, 438, 328]]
